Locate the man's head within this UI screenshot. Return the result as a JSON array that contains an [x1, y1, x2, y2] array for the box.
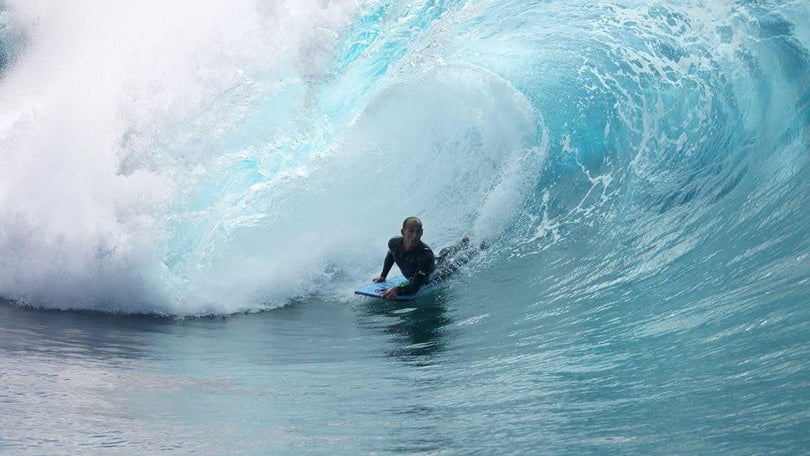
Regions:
[[401, 216, 423, 244], [401, 216, 422, 230]]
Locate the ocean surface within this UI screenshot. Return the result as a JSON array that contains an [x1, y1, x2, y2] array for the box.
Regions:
[[1, 0, 809, 454]]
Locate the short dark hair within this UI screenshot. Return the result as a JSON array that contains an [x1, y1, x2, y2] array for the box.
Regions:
[[402, 216, 422, 229]]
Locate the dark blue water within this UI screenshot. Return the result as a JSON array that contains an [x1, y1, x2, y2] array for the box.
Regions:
[[1, 0, 809, 454]]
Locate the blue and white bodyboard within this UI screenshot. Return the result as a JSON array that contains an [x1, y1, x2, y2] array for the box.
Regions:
[[354, 275, 434, 301]]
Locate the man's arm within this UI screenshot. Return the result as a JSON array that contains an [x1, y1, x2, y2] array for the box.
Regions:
[[374, 237, 401, 282], [380, 251, 394, 278], [394, 249, 435, 295]]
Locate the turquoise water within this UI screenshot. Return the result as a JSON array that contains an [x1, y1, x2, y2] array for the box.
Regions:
[[1, 0, 809, 454]]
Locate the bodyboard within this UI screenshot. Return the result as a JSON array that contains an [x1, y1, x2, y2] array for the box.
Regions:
[[354, 275, 434, 301]]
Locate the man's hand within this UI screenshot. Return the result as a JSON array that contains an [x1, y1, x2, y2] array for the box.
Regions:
[[381, 287, 399, 301], [372, 276, 385, 283]]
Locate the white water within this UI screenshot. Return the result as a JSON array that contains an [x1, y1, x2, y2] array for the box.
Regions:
[[0, 1, 545, 313]]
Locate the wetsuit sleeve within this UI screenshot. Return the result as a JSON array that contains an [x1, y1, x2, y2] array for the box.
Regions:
[[397, 249, 435, 295], [380, 250, 395, 279], [380, 237, 400, 279]]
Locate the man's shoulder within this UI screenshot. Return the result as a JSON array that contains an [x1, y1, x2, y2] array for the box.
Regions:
[[388, 236, 404, 249]]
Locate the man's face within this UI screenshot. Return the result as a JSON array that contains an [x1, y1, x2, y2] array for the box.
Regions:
[[401, 223, 423, 243]]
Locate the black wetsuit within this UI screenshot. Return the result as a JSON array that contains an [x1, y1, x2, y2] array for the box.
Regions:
[[379, 237, 435, 295]]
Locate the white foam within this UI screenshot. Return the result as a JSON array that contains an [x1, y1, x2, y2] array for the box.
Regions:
[[0, 0, 365, 313]]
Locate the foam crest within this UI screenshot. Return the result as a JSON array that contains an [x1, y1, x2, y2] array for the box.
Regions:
[[0, 0, 364, 313]]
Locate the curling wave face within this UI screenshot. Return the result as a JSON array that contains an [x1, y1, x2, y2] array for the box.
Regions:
[[0, 0, 808, 316]]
